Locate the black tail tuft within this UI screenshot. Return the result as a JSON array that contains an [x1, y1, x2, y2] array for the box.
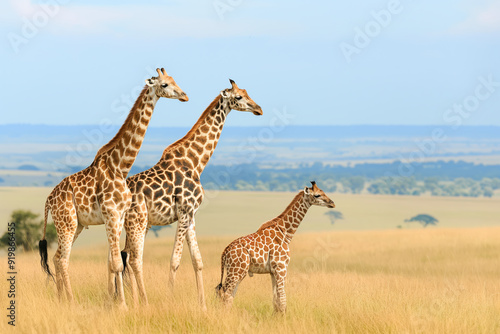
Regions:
[[121, 251, 128, 276], [39, 240, 54, 281], [215, 283, 223, 297]]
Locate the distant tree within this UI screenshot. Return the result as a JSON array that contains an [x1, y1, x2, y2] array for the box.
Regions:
[[320, 178, 338, 192], [454, 177, 475, 189], [424, 177, 439, 192], [491, 178, 500, 190], [0, 210, 57, 251], [404, 214, 438, 228], [387, 177, 416, 195], [483, 187, 494, 197], [469, 184, 483, 197], [341, 176, 365, 194], [367, 179, 390, 194], [324, 211, 344, 225], [480, 178, 497, 197], [235, 180, 254, 191], [254, 180, 270, 192], [149, 225, 171, 238]]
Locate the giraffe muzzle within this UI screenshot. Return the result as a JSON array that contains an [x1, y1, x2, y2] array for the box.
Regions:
[[179, 93, 189, 102], [252, 106, 263, 116]]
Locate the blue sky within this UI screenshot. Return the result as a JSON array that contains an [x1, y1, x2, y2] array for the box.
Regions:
[[0, 0, 499, 127]]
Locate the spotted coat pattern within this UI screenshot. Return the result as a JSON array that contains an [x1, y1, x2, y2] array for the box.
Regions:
[[216, 182, 335, 313], [40, 68, 188, 308], [122, 80, 262, 309]]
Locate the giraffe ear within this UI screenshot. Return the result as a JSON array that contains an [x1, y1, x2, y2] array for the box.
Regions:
[[304, 187, 310, 195], [145, 78, 156, 87], [220, 89, 230, 98]]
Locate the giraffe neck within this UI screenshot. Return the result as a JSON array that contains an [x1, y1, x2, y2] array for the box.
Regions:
[[94, 85, 158, 177], [161, 95, 230, 175], [276, 191, 311, 244]]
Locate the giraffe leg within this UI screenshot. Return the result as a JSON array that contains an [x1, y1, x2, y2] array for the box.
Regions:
[[126, 208, 149, 306], [102, 210, 127, 309], [169, 218, 189, 292], [185, 220, 206, 311], [271, 273, 279, 311], [72, 223, 84, 245], [221, 272, 247, 308], [120, 248, 139, 307], [52, 208, 78, 303], [107, 255, 116, 298], [271, 264, 288, 314], [220, 252, 250, 308], [52, 246, 63, 300]]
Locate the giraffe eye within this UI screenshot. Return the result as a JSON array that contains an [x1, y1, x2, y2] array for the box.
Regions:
[[235, 96, 242, 100], [161, 83, 168, 88], [314, 194, 320, 198]]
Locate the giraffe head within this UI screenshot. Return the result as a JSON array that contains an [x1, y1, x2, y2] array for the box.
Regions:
[[145, 68, 189, 102], [304, 181, 335, 208], [220, 79, 263, 115]]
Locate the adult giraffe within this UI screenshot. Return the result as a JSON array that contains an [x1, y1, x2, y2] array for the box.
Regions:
[[38, 68, 188, 309], [122, 79, 262, 309]]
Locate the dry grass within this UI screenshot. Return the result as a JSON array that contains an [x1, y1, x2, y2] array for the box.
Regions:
[[2, 227, 500, 333]]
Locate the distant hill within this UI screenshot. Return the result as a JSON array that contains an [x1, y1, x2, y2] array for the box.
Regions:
[[1, 124, 500, 195]]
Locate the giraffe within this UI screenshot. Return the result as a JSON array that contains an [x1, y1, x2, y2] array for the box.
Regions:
[[215, 181, 335, 313], [38, 68, 188, 308], [121, 79, 262, 309]]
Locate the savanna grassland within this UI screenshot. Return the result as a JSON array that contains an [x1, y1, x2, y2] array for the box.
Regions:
[[1, 189, 500, 333]]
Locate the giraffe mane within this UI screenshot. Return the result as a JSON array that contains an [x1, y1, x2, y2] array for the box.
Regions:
[[257, 191, 305, 231], [93, 85, 150, 162], [161, 95, 221, 153], [257, 217, 280, 232]]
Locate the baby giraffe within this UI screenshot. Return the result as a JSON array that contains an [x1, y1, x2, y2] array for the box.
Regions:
[[216, 181, 335, 313]]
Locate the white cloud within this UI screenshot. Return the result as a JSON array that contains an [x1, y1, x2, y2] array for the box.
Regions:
[[450, 2, 500, 35], [2, 0, 299, 39]]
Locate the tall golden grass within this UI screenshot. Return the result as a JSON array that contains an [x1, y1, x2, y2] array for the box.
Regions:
[[1, 227, 500, 333]]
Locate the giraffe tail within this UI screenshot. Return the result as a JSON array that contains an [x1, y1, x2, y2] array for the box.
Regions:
[[215, 248, 227, 296], [121, 250, 128, 276], [121, 232, 130, 277], [39, 198, 55, 281]]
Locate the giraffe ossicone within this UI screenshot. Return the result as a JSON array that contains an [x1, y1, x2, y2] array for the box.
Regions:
[[216, 181, 335, 313], [38, 68, 188, 309], [121, 79, 262, 309]]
